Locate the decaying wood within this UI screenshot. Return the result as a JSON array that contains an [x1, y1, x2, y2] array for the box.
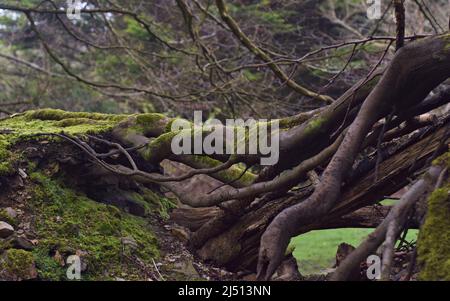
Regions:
[[257, 34, 450, 280], [192, 117, 449, 272]]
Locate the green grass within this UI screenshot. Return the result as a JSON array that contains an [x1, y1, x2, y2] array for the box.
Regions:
[[289, 199, 417, 275], [290, 228, 418, 275]]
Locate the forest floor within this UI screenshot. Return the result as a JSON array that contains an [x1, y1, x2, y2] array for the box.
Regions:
[[0, 138, 236, 281]]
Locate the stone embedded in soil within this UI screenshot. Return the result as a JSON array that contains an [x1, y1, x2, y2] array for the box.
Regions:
[[0, 235, 35, 251], [4, 207, 17, 219], [173, 260, 201, 279], [11, 236, 35, 251], [0, 221, 14, 238], [121, 237, 138, 250]]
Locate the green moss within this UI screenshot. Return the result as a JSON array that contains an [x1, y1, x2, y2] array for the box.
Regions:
[[55, 118, 98, 127], [32, 247, 65, 281], [445, 41, 450, 52], [1, 249, 35, 280], [0, 209, 17, 227], [442, 33, 450, 51], [417, 183, 450, 281], [0, 110, 127, 177], [277, 113, 313, 129], [29, 172, 159, 280], [278, 116, 304, 129], [136, 113, 166, 126], [116, 113, 175, 141], [121, 191, 152, 216], [432, 33, 450, 61], [141, 131, 181, 163], [164, 118, 177, 133], [303, 117, 327, 135], [0, 136, 16, 176], [25, 108, 127, 122], [189, 155, 256, 186], [432, 152, 450, 168], [140, 187, 176, 219]]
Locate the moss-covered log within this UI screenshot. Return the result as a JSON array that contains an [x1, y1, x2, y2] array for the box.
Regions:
[[417, 153, 450, 281], [0, 110, 224, 280]]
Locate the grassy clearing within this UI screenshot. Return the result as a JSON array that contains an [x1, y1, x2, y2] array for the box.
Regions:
[[289, 199, 416, 275], [290, 228, 418, 275]]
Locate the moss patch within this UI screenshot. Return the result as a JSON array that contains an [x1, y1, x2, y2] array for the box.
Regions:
[[0, 109, 127, 176], [0, 249, 36, 280], [0, 135, 18, 176], [432, 151, 450, 168], [135, 113, 166, 127], [303, 116, 327, 135], [417, 182, 450, 280], [2, 110, 125, 137], [188, 155, 256, 186], [29, 172, 160, 280], [139, 187, 176, 219], [119, 113, 173, 138], [25, 108, 127, 122], [55, 118, 98, 127], [441, 33, 450, 52]]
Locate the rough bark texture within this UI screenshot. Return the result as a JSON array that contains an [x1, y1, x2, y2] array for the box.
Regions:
[[190, 121, 448, 271], [257, 34, 450, 279]]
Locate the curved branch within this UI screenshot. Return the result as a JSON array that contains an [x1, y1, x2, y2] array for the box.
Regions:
[[257, 34, 450, 280], [215, 0, 334, 103], [331, 164, 443, 281]]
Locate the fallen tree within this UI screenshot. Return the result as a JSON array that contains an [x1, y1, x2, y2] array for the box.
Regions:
[[0, 1, 449, 281], [1, 34, 449, 280]]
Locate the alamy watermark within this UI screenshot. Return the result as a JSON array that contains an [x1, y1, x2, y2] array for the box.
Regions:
[[366, 254, 381, 280], [67, 0, 82, 20], [170, 111, 280, 166], [66, 255, 81, 280], [367, 0, 382, 20], [65, 1, 384, 27]]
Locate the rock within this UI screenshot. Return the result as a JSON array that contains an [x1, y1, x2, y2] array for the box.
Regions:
[[174, 260, 200, 280], [121, 236, 138, 250], [8, 235, 35, 251], [18, 168, 27, 179], [0, 249, 38, 281], [75, 250, 89, 272], [4, 207, 17, 219], [0, 221, 14, 238]]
